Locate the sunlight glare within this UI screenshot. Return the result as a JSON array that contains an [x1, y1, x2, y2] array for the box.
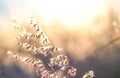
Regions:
[[29, 0, 108, 28]]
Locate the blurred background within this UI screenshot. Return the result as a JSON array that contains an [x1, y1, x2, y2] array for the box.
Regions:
[[0, 0, 120, 78]]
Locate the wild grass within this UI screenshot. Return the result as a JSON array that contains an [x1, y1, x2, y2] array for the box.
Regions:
[[6, 17, 94, 78]]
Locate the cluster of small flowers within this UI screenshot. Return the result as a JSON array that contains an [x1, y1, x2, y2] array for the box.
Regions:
[[7, 17, 77, 78], [49, 55, 77, 77], [21, 41, 63, 56], [13, 17, 64, 57], [7, 51, 76, 78], [82, 70, 95, 78], [50, 55, 69, 67], [7, 51, 60, 78], [29, 17, 51, 46]]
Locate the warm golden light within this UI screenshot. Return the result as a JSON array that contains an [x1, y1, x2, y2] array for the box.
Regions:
[[29, 0, 108, 28]]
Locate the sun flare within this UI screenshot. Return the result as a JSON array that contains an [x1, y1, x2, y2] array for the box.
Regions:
[[29, 0, 108, 28]]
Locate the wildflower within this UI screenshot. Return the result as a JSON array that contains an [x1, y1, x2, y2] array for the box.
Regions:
[[7, 17, 79, 78]]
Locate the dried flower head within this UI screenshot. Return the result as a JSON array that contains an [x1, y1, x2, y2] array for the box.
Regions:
[[7, 17, 79, 78]]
